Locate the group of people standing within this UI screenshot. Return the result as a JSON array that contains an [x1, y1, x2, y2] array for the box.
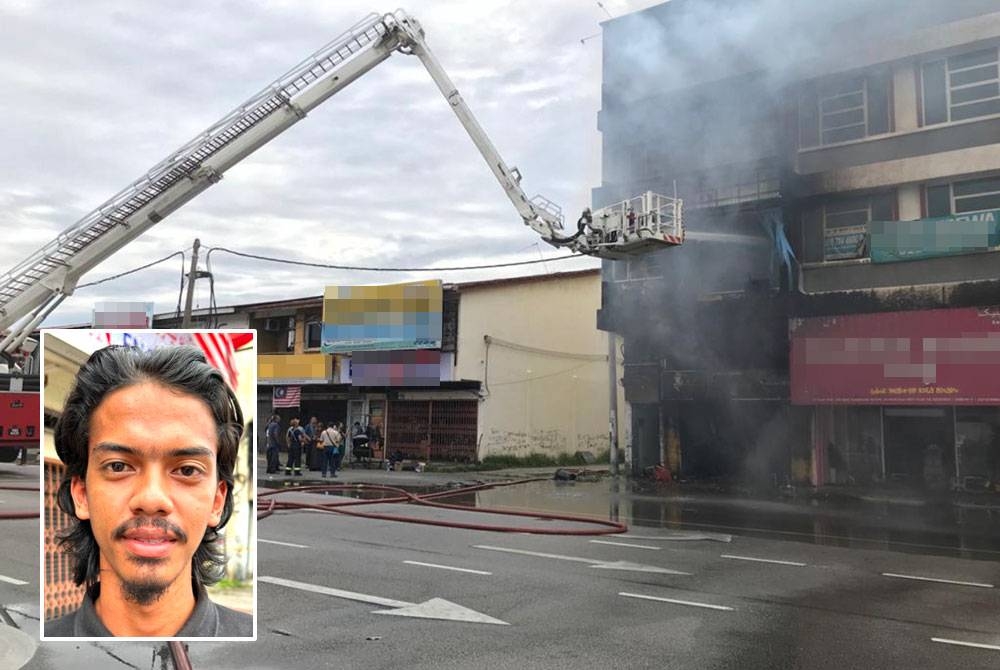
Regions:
[[264, 414, 347, 478]]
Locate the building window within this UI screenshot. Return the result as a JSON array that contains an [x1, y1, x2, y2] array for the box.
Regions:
[[925, 176, 1000, 217], [305, 320, 322, 350], [820, 77, 867, 144], [922, 47, 1000, 125], [606, 252, 662, 282], [624, 254, 663, 281], [802, 192, 895, 262], [799, 68, 891, 148], [254, 315, 295, 354]]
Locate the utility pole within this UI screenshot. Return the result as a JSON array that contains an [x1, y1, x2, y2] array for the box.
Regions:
[[608, 331, 620, 477], [182, 238, 201, 328]]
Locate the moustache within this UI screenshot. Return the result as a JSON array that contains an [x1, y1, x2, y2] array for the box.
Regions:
[[112, 517, 188, 544]]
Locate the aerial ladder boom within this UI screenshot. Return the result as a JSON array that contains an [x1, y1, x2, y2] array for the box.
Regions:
[[392, 15, 566, 243], [0, 10, 682, 351]]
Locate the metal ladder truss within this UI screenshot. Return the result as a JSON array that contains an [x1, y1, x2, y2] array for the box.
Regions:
[[0, 12, 394, 315]]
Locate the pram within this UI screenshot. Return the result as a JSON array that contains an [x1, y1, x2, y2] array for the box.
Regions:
[[351, 433, 373, 467]]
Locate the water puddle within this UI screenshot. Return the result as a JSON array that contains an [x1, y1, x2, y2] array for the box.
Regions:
[[290, 476, 1000, 559]]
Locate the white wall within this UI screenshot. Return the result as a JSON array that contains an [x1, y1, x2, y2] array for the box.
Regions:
[[455, 272, 610, 459]]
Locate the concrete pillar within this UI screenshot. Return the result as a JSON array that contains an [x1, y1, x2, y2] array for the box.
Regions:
[[893, 62, 919, 133], [897, 183, 923, 220]]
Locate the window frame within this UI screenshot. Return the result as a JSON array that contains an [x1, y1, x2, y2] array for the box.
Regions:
[[799, 68, 893, 149], [819, 78, 868, 146], [924, 175, 1000, 217], [304, 319, 323, 351], [921, 46, 1000, 126], [803, 191, 897, 264]]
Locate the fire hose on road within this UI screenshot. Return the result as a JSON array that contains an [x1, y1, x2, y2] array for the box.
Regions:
[[258, 477, 628, 535], [2, 477, 628, 533], [0, 485, 40, 520], [4, 477, 623, 670]]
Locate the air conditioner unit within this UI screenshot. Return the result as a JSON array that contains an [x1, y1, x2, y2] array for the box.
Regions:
[[264, 318, 281, 331]]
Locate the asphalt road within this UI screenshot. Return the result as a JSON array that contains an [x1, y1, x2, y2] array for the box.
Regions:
[[4, 464, 1000, 669]]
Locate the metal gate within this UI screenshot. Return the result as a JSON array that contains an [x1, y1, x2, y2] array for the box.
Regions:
[[386, 400, 478, 462], [44, 460, 86, 620]]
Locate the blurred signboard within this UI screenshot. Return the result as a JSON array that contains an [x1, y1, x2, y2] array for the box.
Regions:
[[870, 210, 1000, 263], [823, 225, 868, 261], [790, 307, 1000, 405], [351, 349, 441, 387], [92, 301, 154, 328], [321, 280, 443, 353]]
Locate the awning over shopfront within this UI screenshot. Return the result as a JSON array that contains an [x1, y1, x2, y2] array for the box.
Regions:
[[791, 307, 1000, 405]]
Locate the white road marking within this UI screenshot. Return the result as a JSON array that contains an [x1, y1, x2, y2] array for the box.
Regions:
[[474, 545, 611, 565], [591, 561, 689, 574], [404, 560, 492, 575], [932, 638, 1000, 651], [259, 575, 508, 625], [619, 592, 735, 611], [261, 576, 404, 607], [0, 575, 29, 586], [590, 540, 660, 550], [882, 573, 994, 589], [473, 545, 689, 575], [721, 554, 807, 567], [259, 539, 310, 549]]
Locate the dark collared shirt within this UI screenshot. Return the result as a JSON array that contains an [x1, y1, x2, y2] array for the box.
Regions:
[[46, 583, 252, 637]]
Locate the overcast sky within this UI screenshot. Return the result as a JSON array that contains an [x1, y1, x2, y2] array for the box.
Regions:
[[0, 0, 659, 326]]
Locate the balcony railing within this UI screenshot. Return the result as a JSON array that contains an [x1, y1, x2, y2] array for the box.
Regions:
[[688, 168, 781, 210]]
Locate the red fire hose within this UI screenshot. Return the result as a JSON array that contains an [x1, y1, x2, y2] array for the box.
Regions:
[[258, 478, 628, 535], [0, 484, 40, 519]]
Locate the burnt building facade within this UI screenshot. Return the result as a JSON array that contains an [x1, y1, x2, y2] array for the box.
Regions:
[[597, 0, 1000, 490]]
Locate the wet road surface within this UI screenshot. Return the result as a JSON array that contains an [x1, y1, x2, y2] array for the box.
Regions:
[[7, 464, 1000, 668]]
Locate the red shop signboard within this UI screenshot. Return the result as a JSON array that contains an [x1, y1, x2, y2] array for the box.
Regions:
[[790, 307, 1000, 405]]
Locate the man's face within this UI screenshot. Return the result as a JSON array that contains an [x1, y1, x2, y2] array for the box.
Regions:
[[70, 381, 226, 604]]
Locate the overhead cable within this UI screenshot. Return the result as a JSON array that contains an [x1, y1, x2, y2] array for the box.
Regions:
[[77, 250, 186, 288], [207, 246, 585, 272], [70, 244, 589, 300]]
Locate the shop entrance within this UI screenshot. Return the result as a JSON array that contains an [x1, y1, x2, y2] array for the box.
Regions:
[[385, 399, 477, 462], [883, 407, 954, 486], [955, 407, 1000, 489], [631, 404, 660, 475]]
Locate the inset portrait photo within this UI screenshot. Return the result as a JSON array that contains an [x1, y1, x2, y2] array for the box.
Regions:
[[40, 330, 256, 640]]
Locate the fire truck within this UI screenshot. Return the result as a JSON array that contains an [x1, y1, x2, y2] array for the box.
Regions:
[[0, 340, 39, 463]]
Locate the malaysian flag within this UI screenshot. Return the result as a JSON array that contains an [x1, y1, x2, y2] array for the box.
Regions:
[[193, 332, 253, 390], [272, 386, 301, 408]]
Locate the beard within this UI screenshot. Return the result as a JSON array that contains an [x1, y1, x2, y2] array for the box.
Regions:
[[110, 517, 190, 605], [120, 573, 170, 606]]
